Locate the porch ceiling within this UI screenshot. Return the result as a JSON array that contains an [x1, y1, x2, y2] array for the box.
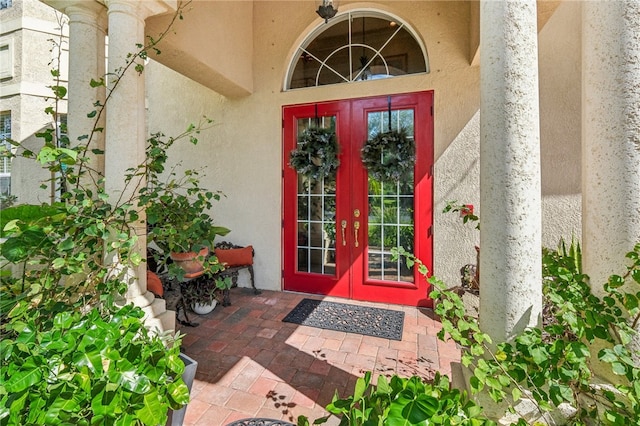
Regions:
[[145, 0, 254, 98], [145, 0, 563, 95]]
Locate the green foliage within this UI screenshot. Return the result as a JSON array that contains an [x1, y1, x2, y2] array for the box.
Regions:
[[142, 125, 230, 257], [0, 193, 134, 321], [139, 124, 232, 287], [0, 3, 196, 424], [298, 371, 493, 426], [361, 128, 415, 182], [289, 127, 340, 181], [0, 305, 188, 426], [443, 201, 479, 229], [180, 275, 232, 307], [394, 240, 640, 425], [0, 194, 17, 210], [288, 234, 639, 426], [367, 179, 414, 253]]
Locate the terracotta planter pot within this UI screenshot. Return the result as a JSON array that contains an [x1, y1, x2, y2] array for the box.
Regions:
[[170, 247, 209, 278]]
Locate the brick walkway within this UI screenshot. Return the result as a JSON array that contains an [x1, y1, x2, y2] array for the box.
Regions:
[[176, 288, 461, 425]]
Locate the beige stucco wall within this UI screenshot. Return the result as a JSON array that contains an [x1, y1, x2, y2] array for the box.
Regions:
[[434, 111, 480, 287], [538, 0, 582, 249], [146, 0, 254, 98]]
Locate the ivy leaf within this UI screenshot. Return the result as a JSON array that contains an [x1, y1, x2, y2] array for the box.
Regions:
[[36, 146, 58, 163], [469, 376, 483, 393], [549, 383, 574, 405], [599, 348, 618, 364], [50, 85, 67, 99], [610, 362, 627, 376], [494, 350, 507, 361], [90, 78, 104, 87], [52, 258, 66, 269], [512, 387, 522, 402], [530, 347, 548, 366], [623, 293, 638, 311]]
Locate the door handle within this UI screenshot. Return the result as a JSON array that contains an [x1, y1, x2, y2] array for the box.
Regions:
[[341, 220, 347, 246], [354, 221, 360, 247]]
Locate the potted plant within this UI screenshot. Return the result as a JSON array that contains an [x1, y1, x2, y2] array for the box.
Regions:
[[180, 275, 232, 315], [141, 133, 231, 281]]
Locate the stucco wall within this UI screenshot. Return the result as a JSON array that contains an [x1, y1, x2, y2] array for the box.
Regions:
[[434, 111, 480, 288], [538, 1, 582, 249], [146, 1, 583, 295], [146, 0, 254, 98]]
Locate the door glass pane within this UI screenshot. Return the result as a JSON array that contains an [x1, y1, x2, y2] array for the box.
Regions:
[[366, 109, 414, 283], [296, 117, 337, 275]]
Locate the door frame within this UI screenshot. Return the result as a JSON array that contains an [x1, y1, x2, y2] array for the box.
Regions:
[[282, 91, 434, 307]]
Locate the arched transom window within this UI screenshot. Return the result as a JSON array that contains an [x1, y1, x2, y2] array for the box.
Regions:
[[286, 10, 429, 90]]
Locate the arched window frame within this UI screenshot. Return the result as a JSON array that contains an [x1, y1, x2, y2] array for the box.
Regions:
[[284, 9, 430, 91]]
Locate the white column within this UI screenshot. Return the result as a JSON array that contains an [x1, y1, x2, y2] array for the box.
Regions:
[[582, 1, 640, 360], [104, 0, 174, 332], [66, 2, 106, 182], [479, 0, 542, 343]]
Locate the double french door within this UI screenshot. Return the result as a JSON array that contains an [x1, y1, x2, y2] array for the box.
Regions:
[[282, 91, 434, 307]]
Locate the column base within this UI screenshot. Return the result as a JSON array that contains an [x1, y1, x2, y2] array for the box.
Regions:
[[116, 291, 175, 334]]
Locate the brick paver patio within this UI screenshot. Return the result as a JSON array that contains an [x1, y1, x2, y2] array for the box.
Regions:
[[176, 288, 460, 425]]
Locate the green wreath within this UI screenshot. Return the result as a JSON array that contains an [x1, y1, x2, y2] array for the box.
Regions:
[[289, 127, 340, 180], [361, 128, 415, 182]]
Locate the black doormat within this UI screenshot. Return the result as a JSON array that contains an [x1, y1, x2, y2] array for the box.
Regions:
[[282, 298, 405, 341]]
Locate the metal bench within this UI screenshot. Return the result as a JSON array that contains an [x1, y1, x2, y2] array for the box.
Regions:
[[213, 241, 260, 295]]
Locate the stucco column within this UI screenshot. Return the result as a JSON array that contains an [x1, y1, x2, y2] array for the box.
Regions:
[[104, 0, 175, 332], [478, 0, 542, 343], [66, 2, 106, 182], [582, 1, 640, 362]]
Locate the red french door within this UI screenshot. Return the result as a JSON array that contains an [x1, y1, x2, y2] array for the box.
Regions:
[[282, 91, 434, 307]]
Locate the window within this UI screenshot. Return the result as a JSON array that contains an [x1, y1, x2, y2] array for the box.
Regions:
[[0, 111, 11, 197], [0, 0, 12, 10], [286, 11, 428, 90], [0, 41, 13, 79]]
